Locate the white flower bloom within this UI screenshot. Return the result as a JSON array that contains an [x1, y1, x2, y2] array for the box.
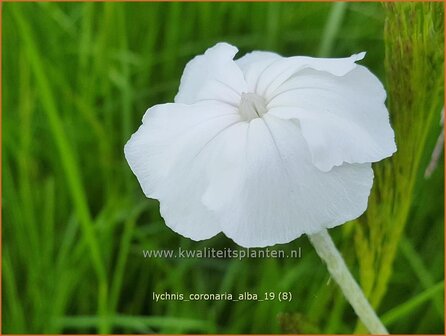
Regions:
[[124, 42, 396, 248]]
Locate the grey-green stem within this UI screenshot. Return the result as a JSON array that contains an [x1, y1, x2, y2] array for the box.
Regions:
[[308, 229, 389, 334]]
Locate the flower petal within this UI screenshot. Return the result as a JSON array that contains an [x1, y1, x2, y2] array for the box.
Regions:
[[124, 101, 241, 240], [268, 65, 396, 171], [175, 42, 247, 106], [202, 115, 373, 247], [256, 52, 365, 99], [235, 51, 282, 92]]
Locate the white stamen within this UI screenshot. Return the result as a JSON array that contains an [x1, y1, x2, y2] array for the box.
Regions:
[[239, 92, 267, 121]]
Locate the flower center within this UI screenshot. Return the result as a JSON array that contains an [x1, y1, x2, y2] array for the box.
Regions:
[[238, 92, 267, 121]]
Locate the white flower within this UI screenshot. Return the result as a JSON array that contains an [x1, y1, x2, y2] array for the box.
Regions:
[[124, 42, 396, 248]]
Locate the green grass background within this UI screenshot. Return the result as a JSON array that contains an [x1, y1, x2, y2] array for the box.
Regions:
[[2, 2, 444, 334]]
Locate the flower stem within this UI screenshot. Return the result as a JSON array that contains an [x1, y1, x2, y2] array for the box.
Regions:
[[308, 229, 389, 334]]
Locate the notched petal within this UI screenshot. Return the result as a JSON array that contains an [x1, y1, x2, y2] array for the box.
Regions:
[[124, 101, 240, 241], [202, 115, 373, 248], [257, 52, 366, 98], [174, 42, 247, 106], [268, 64, 396, 171]]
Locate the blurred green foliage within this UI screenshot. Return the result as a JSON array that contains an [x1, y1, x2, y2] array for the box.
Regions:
[[353, 2, 444, 333], [2, 2, 444, 334]]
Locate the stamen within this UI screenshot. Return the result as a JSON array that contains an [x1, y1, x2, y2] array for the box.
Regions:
[[239, 93, 267, 121]]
